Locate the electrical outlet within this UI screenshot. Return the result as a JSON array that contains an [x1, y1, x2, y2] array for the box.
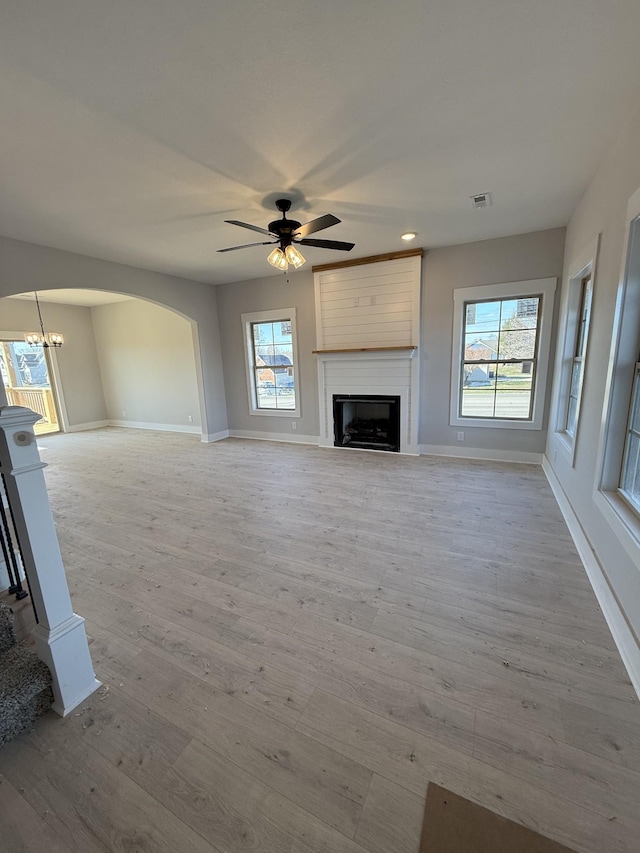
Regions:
[[188, 415, 193, 423], [122, 410, 126, 418], [457, 431, 465, 441], [292, 421, 297, 430]]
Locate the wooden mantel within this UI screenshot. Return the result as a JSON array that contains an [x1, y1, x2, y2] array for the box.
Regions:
[[311, 247, 423, 273], [312, 345, 417, 355]]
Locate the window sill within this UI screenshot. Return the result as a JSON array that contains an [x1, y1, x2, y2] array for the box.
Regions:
[[249, 408, 301, 418], [554, 430, 576, 465], [593, 488, 640, 572], [449, 415, 541, 430]]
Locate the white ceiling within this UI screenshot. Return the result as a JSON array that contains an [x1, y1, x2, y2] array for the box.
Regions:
[[10, 290, 132, 307], [2, 1, 640, 285]]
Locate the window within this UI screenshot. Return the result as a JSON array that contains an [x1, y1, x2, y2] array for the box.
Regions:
[[595, 185, 640, 542], [460, 294, 540, 420], [564, 275, 593, 438], [450, 278, 557, 430], [552, 237, 599, 464], [611, 203, 640, 514], [241, 308, 300, 417], [621, 361, 640, 512]]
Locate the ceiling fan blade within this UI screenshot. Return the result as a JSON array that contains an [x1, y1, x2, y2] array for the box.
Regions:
[[217, 241, 276, 253], [298, 237, 355, 251], [294, 214, 341, 238], [225, 219, 273, 237]]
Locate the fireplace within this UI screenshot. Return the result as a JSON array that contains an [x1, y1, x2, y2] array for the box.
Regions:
[[333, 394, 401, 452]]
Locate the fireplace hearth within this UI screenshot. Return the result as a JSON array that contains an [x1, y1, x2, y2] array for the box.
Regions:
[[333, 394, 401, 452]]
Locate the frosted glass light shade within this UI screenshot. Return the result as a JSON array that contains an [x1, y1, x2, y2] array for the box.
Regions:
[[267, 247, 288, 270], [284, 245, 306, 269]]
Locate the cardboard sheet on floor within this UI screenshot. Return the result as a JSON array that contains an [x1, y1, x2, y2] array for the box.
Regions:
[[420, 783, 577, 853]]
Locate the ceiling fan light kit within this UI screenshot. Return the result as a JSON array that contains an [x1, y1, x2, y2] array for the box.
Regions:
[[219, 197, 355, 271], [267, 247, 288, 271], [284, 244, 305, 269]]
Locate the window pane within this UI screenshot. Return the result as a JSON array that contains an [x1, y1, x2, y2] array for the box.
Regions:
[[461, 387, 496, 417], [622, 431, 640, 510], [566, 395, 578, 437], [253, 322, 275, 345], [631, 382, 640, 432], [255, 345, 277, 364], [495, 361, 533, 387], [463, 363, 496, 388], [256, 372, 277, 408], [497, 330, 536, 360], [575, 280, 592, 355], [494, 388, 533, 419], [464, 333, 497, 361], [495, 361, 533, 418], [465, 301, 500, 334], [570, 360, 582, 398]]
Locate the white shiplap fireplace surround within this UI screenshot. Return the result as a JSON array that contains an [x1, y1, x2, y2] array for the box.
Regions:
[[313, 252, 422, 455]]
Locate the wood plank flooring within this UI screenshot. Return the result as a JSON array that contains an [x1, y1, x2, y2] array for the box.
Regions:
[[1, 427, 639, 853]]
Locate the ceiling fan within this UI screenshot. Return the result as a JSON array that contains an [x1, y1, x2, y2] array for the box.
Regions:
[[218, 198, 355, 270]]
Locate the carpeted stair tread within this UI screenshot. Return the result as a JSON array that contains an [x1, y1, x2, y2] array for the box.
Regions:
[[0, 602, 17, 655], [0, 644, 52, 700], [0, 603, 54, 746]]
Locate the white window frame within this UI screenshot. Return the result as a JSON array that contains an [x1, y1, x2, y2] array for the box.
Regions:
[[594, 185, 640, 562], [554, 236, 599, 465], [450, 278, 557, 430], [241, 307, 301, 418]]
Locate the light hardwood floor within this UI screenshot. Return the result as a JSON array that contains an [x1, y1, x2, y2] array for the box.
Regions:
[[1, 428, 639, 852]]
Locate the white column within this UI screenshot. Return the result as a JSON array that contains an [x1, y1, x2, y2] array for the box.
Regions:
[[0, 405, 101, 715]]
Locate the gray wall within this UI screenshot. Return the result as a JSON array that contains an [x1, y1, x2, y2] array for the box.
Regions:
[[0, 236, 228, 438], [420, 228, 566, 452], [216, 230, 566, 453], [216, 269, 320, 440], [546, 98, 640, 650], [0, 297, 107, 426], [91, 299, 201, 429]]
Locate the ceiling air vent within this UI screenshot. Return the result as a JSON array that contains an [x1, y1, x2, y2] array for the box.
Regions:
[[470, 192, 492, 210]]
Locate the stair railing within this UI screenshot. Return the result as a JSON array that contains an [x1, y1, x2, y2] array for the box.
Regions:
[[0, 474, 32, 604]]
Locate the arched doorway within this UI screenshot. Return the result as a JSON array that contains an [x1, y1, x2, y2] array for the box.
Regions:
[[0, 288, 208, 439]]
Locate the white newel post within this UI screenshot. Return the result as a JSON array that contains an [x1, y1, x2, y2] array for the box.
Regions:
[[0, 405, 101, 715]]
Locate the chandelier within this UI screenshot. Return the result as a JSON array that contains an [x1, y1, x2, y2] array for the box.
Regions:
[[24, 292, 64, 348]]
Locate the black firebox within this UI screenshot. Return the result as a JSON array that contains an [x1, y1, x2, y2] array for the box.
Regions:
[[333, 394, 401, 452]]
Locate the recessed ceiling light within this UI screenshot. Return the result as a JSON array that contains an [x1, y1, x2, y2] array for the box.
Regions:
[[401, 232, 417, 241]]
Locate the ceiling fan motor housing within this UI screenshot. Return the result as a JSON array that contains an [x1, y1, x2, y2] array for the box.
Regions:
[[270, 198, 299, 247], [268, 217, 301, 247]]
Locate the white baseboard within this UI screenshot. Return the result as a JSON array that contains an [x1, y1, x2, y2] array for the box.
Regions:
[[229, 429, 320, 445], [543, 455, 640, 699], [65, 420, 110, 433], [108, 419, 201, 435], [201, 429, 230, 443], [419, 444, 543, 464]]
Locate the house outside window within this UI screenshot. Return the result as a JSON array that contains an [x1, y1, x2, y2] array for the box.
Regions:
[[450, 278, 557, 430], [241, 307, 301, 417]]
